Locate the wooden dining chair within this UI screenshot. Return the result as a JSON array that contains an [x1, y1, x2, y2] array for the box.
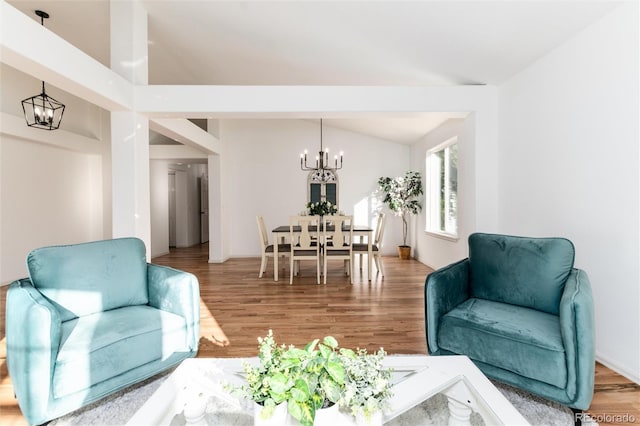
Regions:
[[352, 212, 386, 277], [256, 216, 290, 278], [323, 215, 354, 284], [289, 215, 321, 284]]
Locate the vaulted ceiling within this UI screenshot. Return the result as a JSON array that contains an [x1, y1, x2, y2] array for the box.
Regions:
[[7, 0, 621, 143]]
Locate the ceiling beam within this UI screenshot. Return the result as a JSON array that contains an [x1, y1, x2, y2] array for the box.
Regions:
[[134, 85, 493, 118], [0, 1, 132, 112], [149, 118, 221, 155], [149, 145, 208, 161]]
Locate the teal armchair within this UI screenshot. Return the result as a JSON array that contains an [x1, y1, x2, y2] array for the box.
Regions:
[[6, 238, 200, 425], [425, 233, 595, 410]]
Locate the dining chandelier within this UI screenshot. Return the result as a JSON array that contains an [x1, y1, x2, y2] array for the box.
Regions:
[[300, 119, 343, 181], [21, 10, 65, 131]]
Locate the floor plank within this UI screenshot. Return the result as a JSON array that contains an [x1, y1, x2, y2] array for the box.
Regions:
[[0, 243, 638, 425]]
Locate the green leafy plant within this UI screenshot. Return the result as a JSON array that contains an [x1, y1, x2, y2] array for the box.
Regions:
[[306, 200, 338, 217], [339, 348, 393, 423], [378, 171, 423, 246], [231, 330, 346, 426], [287, 336, 345, 426], [235, 330, 296, 419]]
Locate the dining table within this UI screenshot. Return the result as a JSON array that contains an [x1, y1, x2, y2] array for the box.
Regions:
[[271, 224, 374, 282]]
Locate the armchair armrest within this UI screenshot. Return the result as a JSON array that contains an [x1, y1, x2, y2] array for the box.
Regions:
[[147, 264, 200, 352], [559, 268, 595, 410], [6, 278, 62, 425], [424, 259, 470, 354]]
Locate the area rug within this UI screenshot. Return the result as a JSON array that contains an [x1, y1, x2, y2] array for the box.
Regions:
[[49, 367, 592, 426]]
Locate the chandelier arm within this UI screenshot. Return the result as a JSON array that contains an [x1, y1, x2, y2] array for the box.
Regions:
[[299, 118, 343, 178]]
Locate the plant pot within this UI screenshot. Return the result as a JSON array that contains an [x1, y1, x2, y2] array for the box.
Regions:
[[254, 401, 291, 426], [287, 402, 338, 426], [397, 245, 411, 260], [313, 403, 339, 425]]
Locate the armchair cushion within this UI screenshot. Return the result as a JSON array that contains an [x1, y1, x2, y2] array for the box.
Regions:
[[54, 305, 187, 398], [26, 238, 148, 321], [438, 298, 566, 388], [469, 233, 575, 315]]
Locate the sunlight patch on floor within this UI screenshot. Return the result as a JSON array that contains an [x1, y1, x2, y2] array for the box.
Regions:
[[199, 299, 230, 347]]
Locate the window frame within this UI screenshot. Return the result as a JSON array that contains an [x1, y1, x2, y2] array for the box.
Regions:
[[425, 136, 459, 241], [307, 170, 339, 206]]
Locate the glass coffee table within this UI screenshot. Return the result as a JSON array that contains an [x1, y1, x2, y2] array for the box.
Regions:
[[127, 355, 528, 425]]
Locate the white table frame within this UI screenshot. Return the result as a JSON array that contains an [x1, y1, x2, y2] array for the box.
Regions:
[[382, 355, 528, 425], [271, 225, 374, 282], [127, 355, 529, 426]]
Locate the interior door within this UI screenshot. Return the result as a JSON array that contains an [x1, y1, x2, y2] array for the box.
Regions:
[[199, 175, 209, 243]]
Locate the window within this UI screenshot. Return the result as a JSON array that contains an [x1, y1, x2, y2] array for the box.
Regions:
[[426, 137, 458, 238], [308, 170, 338, 206]]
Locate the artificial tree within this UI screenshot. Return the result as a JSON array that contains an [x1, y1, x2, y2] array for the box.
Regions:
[[378, 171, 423, 259]]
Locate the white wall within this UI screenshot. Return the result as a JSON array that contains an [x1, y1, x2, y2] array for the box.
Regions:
[[0, 65, 110, 285], [498, 2, 639, 382], [208, 153, 230, 262], [221, 119, 410, 257], [0, 138, 104, 284], [99, 110, 113, 240], [150, 160, 170, 257], [411, 117, 475, 269]]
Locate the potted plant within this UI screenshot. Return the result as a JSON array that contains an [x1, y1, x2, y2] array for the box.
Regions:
[[232, 330, 346, 426], [338, 348, 393, 426], [306, 200, 338, 217], [377, 171, 423, 259], [234, 330, 296, 424], [288, 336, 345, 426]]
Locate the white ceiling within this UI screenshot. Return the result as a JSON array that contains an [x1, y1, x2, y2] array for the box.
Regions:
[[8, 0, 620, 144]]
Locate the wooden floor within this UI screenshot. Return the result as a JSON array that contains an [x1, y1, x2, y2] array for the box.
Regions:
[[1, 243, 638, 425]]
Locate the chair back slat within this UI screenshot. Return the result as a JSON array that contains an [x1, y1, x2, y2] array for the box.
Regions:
[[374, 213, 386, 246], [289, 215, 321, 284], [323, 215, 353, 284], [324, 215, 353, 250], [290, 215, 320, 250], [256, 216, 269, 248]]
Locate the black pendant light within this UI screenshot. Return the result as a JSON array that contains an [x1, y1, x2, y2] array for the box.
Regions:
[[21, 10, 65, 131]]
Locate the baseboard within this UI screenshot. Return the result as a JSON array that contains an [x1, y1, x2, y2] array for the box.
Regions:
[[415, 253, 437, 271], [208, 255, 231, 264], [151, 250, 171, 259], [596, 351, 640, 384]]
